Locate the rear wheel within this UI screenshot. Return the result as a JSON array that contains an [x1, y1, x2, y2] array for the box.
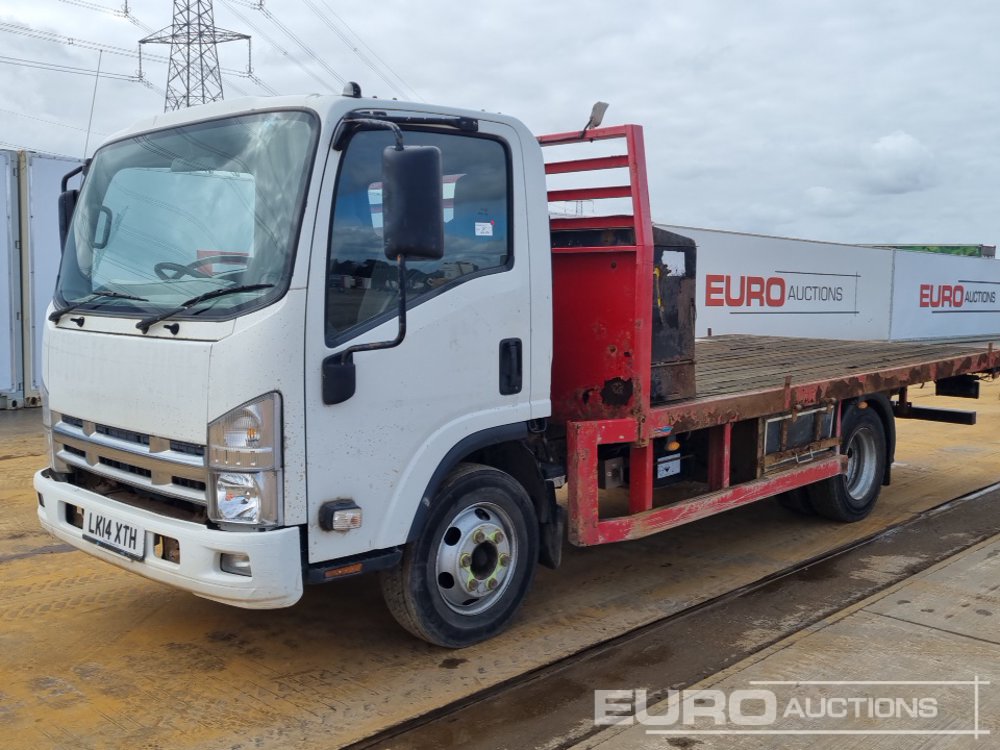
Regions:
[[804, 406, 887, 522], [380, 463, 538, 647], [778, 487, 814, 515]]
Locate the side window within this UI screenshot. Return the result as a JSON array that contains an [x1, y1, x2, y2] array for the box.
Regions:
[[325, 128, 510, 339]]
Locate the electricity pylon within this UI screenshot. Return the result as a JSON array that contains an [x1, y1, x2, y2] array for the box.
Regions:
[[140, 0, 250, 111]]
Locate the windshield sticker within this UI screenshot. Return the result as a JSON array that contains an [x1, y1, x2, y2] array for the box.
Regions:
[[475, 221, 494, 237]]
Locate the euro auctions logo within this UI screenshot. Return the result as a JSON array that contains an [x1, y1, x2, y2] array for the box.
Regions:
[[919, 283, 997, 309], [594, 678, 990, 739], [704, 272, 851, 312]]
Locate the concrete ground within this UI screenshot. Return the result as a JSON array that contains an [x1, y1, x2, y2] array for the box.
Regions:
[[1, 382, 999, 749], [578, 533, 1000, 749]]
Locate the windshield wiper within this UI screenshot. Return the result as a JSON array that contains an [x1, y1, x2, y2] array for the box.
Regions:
[[49, 290, 149, 323], [135, 283, 274, 334]]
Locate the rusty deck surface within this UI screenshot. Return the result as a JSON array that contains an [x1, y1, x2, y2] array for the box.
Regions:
[[643, 335, 1000, 434], [695, 335, 998, 399]]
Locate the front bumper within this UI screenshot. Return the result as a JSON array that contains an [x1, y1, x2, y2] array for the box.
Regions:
[[34, 470, 303, 609]]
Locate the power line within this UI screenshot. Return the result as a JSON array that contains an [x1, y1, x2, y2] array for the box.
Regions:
[[219, 0, 328, 92], [0, 19, 273, 97], [0, 53, 162, 94], [54, 0, 270, 96], [0, 20, 244, 75], [300, 0, 401, 96], [313, 0, 421, 101], [0, 105, 109, 136], [0, 140, 76, 159], [57, 0, 155, 33], [238, 0, 345, 91]]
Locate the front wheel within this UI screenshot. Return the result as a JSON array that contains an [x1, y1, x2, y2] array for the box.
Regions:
[[380, 463, 539, 647], [804, 406, 887, 522]]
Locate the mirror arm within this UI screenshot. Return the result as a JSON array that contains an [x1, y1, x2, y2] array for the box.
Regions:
[[334, 116, 404, 152], [338, 255, 408, 364], [61, 162, 86, 192]]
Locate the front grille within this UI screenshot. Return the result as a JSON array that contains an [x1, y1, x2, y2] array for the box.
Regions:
[[172, 475, 207, 491], [52, 413, 208, 506], [169, 440, 204, 457], [99, 456, 153, 478], [97, 424, 150, 446]]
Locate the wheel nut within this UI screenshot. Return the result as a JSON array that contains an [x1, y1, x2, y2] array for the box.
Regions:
[[460, 553, 472, 568], [487, 578, 498, 590], [467, 578, 477, 592], [499, 553, 510, 567], [473, 530, 486, 543], [492, 531, 504, 543]]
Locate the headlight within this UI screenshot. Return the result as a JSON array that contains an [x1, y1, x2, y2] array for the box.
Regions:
[[208, 393, 281, 470], [40, 382, 67, 473], [208, 393, 283, 528]]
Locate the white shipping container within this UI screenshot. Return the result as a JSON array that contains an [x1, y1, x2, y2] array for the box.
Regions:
[[21, 152, 83, 404], [890, 250, 1000, 340], [1, 150, 24, 407], [661, 225, 894, 340]]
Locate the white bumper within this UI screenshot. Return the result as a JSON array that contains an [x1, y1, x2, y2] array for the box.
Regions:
[[34, 470, 303, 609]]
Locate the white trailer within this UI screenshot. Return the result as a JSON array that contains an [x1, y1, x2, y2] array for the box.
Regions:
[[889, 249, 1000, 340], [661, 224, 893, 340], [663, 224, 1000, 342], [1, 150, 24, 408], [19, 152, 84, 405]]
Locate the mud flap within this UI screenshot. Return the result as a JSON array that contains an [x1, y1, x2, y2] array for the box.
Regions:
[[539, 503, 565, 570]]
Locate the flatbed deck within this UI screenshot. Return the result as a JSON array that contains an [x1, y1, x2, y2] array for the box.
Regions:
[[567, 334, 1000, 545], [696, 335, 1000, 398], [647, 334, 1000, 434]]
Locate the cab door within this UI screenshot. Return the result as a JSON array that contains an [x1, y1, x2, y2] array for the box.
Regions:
[[303, 119, 534, 563]]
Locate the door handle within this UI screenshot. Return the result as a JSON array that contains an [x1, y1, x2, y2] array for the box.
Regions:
[[499, 338, 522, 395]]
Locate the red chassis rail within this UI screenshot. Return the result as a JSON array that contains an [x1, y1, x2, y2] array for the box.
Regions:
[[566, 417, 846, 546], [539, 124, 1000, 547]]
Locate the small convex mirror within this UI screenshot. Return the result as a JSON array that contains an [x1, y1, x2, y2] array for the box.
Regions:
[[381, 145, 444, 261], [57, 189, 79, 253]]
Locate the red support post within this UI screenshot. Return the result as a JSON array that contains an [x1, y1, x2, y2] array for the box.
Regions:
[[707, 423, 732, 490], [628, 444, 654, 514]]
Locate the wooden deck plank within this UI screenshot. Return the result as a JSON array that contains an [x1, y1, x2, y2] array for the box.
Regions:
[[694, 335, 999, 399]]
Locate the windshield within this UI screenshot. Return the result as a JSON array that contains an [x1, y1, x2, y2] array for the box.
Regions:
[[56, 110, 318, 320]]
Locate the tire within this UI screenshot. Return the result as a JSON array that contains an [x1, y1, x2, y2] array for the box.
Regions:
[[804, 406, 887, 522], [379, 463, 539, 647], [778, 487, 814, 516]]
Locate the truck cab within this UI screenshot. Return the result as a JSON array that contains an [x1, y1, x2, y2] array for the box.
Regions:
[[36, 93, 556, 646]]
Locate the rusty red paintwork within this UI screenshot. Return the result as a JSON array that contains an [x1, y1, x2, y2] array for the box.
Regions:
[[540, 125, 654, 426], [590, 456, 845, 546], [645, 348, 1000, 438]]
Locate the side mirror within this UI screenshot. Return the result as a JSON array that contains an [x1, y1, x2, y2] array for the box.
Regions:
[[381, 145, 444, 261], [58, 189, 79, 253], [322, 358, 356, 405]]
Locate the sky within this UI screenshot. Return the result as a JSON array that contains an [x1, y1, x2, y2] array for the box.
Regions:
[[1, 0, 998, 247]]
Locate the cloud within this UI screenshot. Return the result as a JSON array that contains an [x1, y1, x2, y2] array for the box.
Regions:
[[804, 186, 858, 218], [0, 1, 997, 248], [860, 130, 937, 195]]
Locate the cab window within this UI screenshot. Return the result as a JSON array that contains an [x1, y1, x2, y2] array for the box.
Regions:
[[326, 128, 510, 341]]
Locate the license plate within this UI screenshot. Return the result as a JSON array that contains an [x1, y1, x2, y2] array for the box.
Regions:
[[83, 509, 145, 560]]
